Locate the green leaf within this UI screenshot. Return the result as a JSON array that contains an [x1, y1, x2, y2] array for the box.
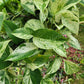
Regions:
[[3, 20, 23, 44], [66, 0, 81, 5], [30, 69, 42, 84], [33, 37, 65, 49], [68, 35, 81, 50], [80, 0, 84, 7], [40, 8, 48, 23], [23, 70, 33, 84], [21, 0, 33, 4], [64, 60, 79, 75], [0, 46, 13, 61], [34, 0, 49, 11], [79, 14, 84, 21], [0, 60, 12, 70], [21, 3, 35, 15], [62, 11, 79, 35], [0, 0, 4, 11], [53, 45, 67, 57], [24, 19, 45, 31], [0, 40, 10, 58], [40, 79, 54, 84], [64, 0, 81, 9], [12, 28, 33, 39], [26, 54, 50, 71], [33, 29, 67, 41], [47, 57, 62, 75], [0, 12, 4, 31], [33, 29, 67, 56], [6, 43, 40, 61], [54, 0, 80, 23], [49, 0, 67, 17]]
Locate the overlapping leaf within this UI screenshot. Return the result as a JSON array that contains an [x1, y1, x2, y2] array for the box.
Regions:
[[54, 0, 80, 23], [3, 20, 23, 44], [33, 29, 67, 57], [6, 43, 40, 61], [49, 0, 67, 17], [12, 28, 33, 39], [24, 19, 45, 31]]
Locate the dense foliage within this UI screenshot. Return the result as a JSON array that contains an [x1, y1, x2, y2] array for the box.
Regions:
[[0, 0, 84, 84]]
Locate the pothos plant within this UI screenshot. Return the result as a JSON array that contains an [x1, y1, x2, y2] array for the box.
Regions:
[[0, 0, 84, 84]]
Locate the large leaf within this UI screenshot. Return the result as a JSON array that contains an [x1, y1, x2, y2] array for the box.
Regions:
[[33, 29, 67, 57], [6, 43, 40, 61], [33, 29, 67, 41], [64, 60, 79, 75], [30, 69, 42, 84], [34, 0, 49, 11], [24, 19, 45, 31], [0, 12, 4, 31], [40, 79, 54, 84], [0, 40, 10, 58], [12, 28, 33, 39], [33, 37, 65, 49], [62, 11, 79, 35], [0, 60, 12, 70], [47, 57, 62, 75], [26, 54, 50, 71], [3, 20, 23, 44]]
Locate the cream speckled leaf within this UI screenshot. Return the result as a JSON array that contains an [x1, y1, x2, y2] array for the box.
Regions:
[[62, 11, 79, 35], [24, 19, 45, 31], [64, 60, 79, 75], [34, 0, 49, 11], [6, 43, 40, 61], [47, 57, 62, 75], [12, 28, 33, 39], [33, 29, 67, 57]]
